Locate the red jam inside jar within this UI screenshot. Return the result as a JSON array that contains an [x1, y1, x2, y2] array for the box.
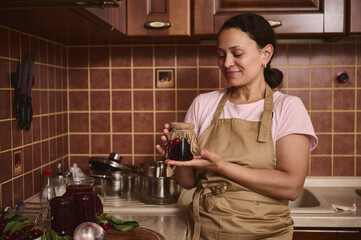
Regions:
[[63, 179, 103, 213], [72, 192, 97, 226], [167, 138, 193, 161], [50, 196, 75, 236], [166, 122, 199, 161]]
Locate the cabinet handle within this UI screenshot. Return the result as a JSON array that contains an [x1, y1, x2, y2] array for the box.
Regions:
[[144, 21, 172, 29], [268, 20, 282, 28]]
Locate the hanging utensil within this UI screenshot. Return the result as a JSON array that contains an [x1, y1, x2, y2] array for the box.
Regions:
[[15, 54, 27, 119], [25, 55, 35, 130], [19, 54, 29, 129]]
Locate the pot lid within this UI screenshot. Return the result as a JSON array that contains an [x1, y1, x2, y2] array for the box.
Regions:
[[89, 157, 132, 172], [89, 157, 140, 173]]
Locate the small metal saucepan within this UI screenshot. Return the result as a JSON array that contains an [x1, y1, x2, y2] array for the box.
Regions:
[[138, 161, 180, 205], [89, 153, 139, 198], [140, 161, 176, 177], [90, 170, 137, 199]]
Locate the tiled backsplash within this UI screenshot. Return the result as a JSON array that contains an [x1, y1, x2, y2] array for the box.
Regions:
[[0, 26, 68, 210], [0, 24, 360, 210]]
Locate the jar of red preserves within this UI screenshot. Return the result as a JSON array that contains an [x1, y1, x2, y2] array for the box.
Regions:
[[50, 196, 74, 236], [166, 122, 199, 161]]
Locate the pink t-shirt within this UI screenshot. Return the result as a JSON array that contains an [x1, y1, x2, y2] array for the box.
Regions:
[[185, 89, 318, 152]]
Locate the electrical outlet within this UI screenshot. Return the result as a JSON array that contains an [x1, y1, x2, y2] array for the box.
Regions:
[[13, 149, 23, 176]]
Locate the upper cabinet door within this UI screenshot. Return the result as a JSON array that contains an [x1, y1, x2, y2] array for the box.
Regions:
[[193, 0, 346, 38], [126, 0, 191, 36], [349, 0, 361, 34]]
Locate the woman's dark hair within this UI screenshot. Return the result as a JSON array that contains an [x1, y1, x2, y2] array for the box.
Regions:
[[219, 13, 283, 89]]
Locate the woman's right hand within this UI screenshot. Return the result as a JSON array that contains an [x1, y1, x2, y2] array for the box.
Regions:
[[155, 123, 170, 156]]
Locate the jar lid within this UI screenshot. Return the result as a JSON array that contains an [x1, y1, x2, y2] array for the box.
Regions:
[[170, 122, 195, 130]]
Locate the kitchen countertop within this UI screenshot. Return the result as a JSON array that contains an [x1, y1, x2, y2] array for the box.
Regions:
[[291, 176, 361, 228], [102, 198, 188, 240], [23, 177, 361, 239], [102, 177, 361, 236]]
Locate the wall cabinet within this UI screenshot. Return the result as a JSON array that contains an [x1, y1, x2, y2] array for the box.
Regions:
[[126, 0, 190, 36], [349, 0, 361, 34], [193, 0, 347, 38], [0, 6, 126, 45], [293, 227, 361, 240], [0, 0, 356, 44], [81, 6, 126, 33]]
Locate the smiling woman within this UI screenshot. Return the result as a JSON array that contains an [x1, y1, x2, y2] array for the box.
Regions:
[[157, 12, 318, 240], [216, 27, 274, 104]]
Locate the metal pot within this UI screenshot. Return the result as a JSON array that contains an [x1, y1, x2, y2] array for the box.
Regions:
[[138, 161, 180, 205], [91, 171, 120, 197], [90, 171, 137, 199], [89, 153, 139, 198], [140, 161, 176, 177], [138, 175, 180, 205]]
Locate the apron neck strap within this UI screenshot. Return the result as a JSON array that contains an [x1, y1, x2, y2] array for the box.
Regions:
[[211, 84, 274, 143], [212, 88, 232, 121], [257, 84, 274, 142]]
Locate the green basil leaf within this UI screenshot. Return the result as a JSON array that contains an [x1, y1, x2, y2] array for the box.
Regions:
[[109, 215, 124, 225], [42, 232, 47, 240], [113, 224, 136, 231], [23, 228, 31, 239], [10, 221, 30, 234], [123, 221, 139, 226], [51, 230, 59, 240], [8, 214, 28, 222], [3, 221, 18, 233], [63, 235, 73, 240]]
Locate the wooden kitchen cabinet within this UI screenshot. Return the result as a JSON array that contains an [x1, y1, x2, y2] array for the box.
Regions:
[[293, 227, 361, 240], [126, 0, 191, 36], [348, 0, 361, 34], [0, 4, 126, 45], [193, 0, 347, 38], [74, 5, 126, 33]]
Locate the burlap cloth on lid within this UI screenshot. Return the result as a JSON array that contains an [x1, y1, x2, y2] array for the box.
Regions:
[[169, 122, 199, 156]]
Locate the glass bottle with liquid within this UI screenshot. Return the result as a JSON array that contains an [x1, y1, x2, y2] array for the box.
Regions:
[[40, 170, 56, 208]]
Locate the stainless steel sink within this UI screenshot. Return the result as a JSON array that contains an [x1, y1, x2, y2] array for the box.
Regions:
[[289, 188, 334, 214]]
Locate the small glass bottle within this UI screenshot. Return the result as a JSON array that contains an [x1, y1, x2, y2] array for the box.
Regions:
[[53, 163, 66, 196], [166, 122, 199, 161], [40, 170, 56, 208]]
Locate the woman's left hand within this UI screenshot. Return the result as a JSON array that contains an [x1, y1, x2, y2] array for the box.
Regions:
[[165, 149, 228, 173]]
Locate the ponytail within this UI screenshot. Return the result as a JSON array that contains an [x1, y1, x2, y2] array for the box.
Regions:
[[264, 66, 283, 89]]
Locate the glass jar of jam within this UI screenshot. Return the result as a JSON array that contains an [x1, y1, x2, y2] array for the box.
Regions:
[[166, 122, 199, 161], [72, 192, 97, 226], [50, 196, 74, 236], [63, 176, 104, 214]]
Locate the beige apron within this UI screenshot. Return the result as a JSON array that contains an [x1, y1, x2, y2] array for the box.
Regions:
[[187, 84, 294, 240]]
